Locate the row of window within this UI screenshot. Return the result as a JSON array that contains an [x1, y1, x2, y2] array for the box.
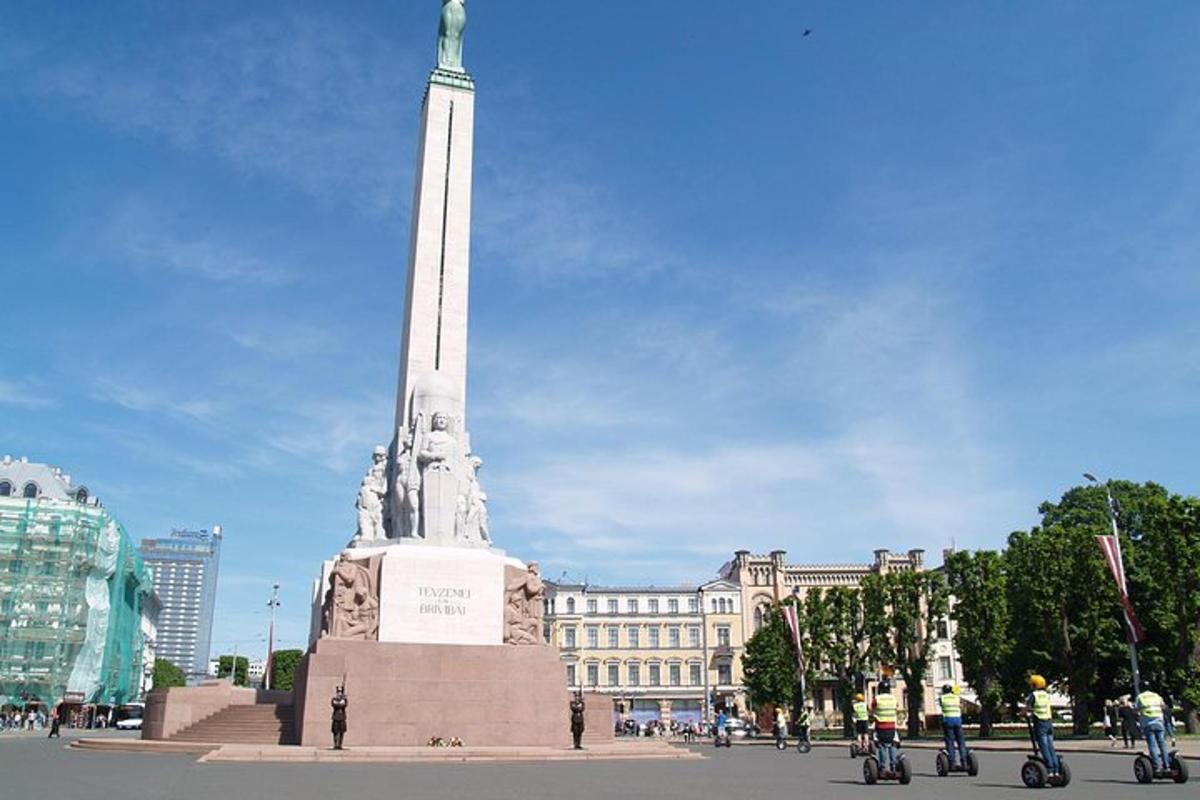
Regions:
[[563, 624, 732, 650], [0, 482, 40, 499], [567, 661, 734, 688], [553, 596, 738, 616]]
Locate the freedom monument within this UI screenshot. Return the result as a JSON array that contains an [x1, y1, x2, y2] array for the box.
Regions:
[[287, 1, 595, 748]]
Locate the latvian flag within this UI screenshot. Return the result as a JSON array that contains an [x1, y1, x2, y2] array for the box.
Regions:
[[1096, 534, 1145, 644], [780, 603, 805, 671]]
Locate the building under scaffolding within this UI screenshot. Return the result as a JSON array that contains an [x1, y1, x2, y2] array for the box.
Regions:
[[0, 457, 154, 713]]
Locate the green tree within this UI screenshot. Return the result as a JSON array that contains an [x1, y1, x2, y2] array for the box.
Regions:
[[742, 605, 798, 711], [1005, 511, 1125, 734], [269, 649, 304, 691], [1114, 485, 1200, 732], [152, 658, 186, 690], [863, 570, 949, 737], [815, 586, 871, 738], [217, 655, 250, 687], [944, 550, 1010, 735]]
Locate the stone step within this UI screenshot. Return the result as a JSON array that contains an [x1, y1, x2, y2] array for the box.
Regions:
[[168, 704, 297, 745]]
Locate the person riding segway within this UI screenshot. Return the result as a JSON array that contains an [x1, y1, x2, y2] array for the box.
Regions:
[[850, 692, 873, 758], [1020, 674, 1070, 788], [935, 684, 979, 777], [1132, 684, 1188, 784], [713, 708, 732, 749], [774, 706, 789, 751], [795, 704, 813, 754], [862, 680, 911, 785]]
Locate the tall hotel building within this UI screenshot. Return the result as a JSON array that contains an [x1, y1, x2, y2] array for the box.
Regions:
[[139, 527, 223, 683]]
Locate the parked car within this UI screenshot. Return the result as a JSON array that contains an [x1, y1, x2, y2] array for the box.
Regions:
[[726, 719, 757, 739], [115, 716, 142, 730]]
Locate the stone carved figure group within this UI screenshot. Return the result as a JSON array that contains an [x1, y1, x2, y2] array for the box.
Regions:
[[504, 562, 545, 646], [353, 409, 491, 547], [322, 555, 380, 641]]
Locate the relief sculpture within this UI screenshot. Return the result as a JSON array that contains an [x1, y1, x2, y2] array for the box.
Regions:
[[503, 562, 545, 645], [321, 554, 381, 641]]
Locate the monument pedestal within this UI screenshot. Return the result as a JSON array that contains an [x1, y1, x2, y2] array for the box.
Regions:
[[293, 639, 578, 748]]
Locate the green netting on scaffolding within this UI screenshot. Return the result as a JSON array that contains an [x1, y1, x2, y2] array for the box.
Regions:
[[0, 497, 150, 709]]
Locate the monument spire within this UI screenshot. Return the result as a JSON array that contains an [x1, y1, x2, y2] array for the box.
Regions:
[[386, 1, 481, 541], [393, 1, 475, 434]]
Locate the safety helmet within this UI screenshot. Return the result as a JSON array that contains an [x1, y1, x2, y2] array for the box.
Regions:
[[855, 693, 864, 702], [878, 680, 892, 693], [953, 685, 961, 695], [942, 683, 954, 694], [1028, 674, 1047, 690]]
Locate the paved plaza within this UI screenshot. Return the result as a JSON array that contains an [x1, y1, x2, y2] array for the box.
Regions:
[[3, 731, 1195, 800]]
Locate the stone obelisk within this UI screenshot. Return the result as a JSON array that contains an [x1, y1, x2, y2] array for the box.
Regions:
[[393, 3, 475, 435]]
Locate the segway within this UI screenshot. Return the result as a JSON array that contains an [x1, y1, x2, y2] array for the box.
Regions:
[[850, 737, 876, 758], [713, 725, 732, 749], [795, 727, 812, 755], [863, 750, 911, 785], [1020, 719, 1071, 788], [1134, 751, 1188, 784], [935, 747, 980, 777]]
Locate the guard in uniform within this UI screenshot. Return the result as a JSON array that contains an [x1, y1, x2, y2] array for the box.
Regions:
[[570, 691, 586, 749], [331, 685, 348, 750]]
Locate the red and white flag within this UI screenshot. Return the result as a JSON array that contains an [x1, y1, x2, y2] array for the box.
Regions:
[[779, 604, 805, 671], [1096, 534, 1145, 644]]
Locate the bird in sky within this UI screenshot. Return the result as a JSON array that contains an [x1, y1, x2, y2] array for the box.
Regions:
[[803, 29, 813, 37]]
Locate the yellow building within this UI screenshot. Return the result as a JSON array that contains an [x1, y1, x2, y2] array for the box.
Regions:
[[544, 580, 746, 729]]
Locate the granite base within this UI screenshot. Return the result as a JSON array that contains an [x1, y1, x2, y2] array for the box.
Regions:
[[293, 639, 606, 748]]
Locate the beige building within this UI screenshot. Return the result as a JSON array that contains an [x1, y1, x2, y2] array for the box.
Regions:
[[544, 580, 746, 729], [720, 548, 965, 727]]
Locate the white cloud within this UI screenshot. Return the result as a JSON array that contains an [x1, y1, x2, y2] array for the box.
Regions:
[[6, 13, 419, 214], [91, 378, 220, 422], [0, 379, 54, 408]]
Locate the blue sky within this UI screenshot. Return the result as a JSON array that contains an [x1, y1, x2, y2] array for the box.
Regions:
[[3, 1, 1198, 659]]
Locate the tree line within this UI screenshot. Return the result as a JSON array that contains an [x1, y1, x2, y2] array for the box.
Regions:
[[743, 480, 1200, 737]]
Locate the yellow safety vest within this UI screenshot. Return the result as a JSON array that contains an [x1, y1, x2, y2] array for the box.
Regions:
[[853, 701, 869, 722], [1137, 691, 1164, 720], [939, 692, 962, 718], [874, 694, 898, 723], [1031, 690, 1052, 721]]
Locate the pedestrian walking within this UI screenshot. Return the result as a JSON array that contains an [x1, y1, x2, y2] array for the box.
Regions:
[[1103, 700, 1117, 746], [48, 708, 61, 739], [1118, 698, 1139, 748], [1163, 694, 1178, 748]]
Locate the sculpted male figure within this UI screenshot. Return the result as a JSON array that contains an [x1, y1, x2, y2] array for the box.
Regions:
[[354, 446, 387, 542]]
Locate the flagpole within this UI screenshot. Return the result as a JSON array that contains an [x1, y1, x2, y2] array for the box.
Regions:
[[1085, 474, 1141, 696]]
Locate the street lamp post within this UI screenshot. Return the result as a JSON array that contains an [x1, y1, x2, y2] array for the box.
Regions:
[[1084, 473, 1142, 697], [265, 584, 280, 690]]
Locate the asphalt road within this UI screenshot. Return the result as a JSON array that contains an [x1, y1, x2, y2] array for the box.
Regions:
[[1, 731, 1193, 800]]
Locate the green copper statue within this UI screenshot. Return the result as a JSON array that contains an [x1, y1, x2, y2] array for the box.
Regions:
[[438, 0, 467, 72]]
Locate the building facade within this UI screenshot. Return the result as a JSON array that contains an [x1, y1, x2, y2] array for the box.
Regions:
[[139, 527, 223, 683], [544, 581, 746, 728], [0, 457, 154, 711]]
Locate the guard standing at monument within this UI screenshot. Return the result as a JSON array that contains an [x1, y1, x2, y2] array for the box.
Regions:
[[331, 685, 348, 750], [570, 691, 586, 749]]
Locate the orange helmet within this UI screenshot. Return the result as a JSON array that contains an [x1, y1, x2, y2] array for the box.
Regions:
[[1028, 674, 1047, 690]]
